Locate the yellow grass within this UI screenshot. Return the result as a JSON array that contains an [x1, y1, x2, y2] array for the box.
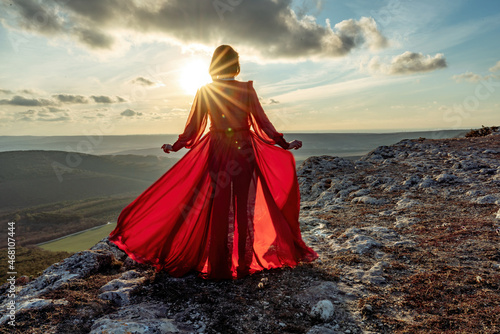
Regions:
[[39, 223, 117, 253]]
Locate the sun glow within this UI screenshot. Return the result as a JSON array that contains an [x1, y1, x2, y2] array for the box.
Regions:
[[179, 59, 213, 95]]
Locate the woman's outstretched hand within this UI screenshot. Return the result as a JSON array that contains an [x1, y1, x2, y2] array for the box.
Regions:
[[161, 144, 174, 153], [287, 140, 302, 150]]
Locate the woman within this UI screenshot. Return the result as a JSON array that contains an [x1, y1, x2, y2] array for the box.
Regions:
[[109, 45, 318, 279]]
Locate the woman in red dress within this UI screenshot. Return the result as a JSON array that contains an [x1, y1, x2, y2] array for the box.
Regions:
[[109, 45, 318, 279]]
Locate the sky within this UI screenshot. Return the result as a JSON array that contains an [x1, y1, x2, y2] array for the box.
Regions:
[[0, 0, 499, 136]]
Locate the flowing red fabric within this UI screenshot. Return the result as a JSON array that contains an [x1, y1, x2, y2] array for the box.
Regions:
[[109, 80, 318, 279]]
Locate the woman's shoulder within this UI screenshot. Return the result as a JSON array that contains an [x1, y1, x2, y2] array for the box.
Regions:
[[207, 79, 255, 90]]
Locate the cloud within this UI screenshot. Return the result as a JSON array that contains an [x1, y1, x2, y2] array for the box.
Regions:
[[16, 107, 71, 122], [489, 60, 500, 72], [91, 95, 126, 103], [131, 77, 156, 86], [121, 109, 142, 117], [269, 99, 280, 105], [10, 0, 63, 35], [73, 27, 115, 49], [5, 0, 388, 59], [0, 89, 14, 95], [53, 94, 89, 104], [452, 72, 482, 83], [0, 91, 126, 106], [368, 52, 447, 75], [451, 71, 498, 84], [0, 95, 55, 106]]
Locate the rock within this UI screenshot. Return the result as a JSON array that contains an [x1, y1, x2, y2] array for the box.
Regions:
[[363, 145, 395, 160], [393, 240, 416, 247], [351, 188, 371, 197], [395, 198, 420, 210], [472, 195, 500, 204], [338, 234, 382, 255], [0, 298, 68, 325], [351, 196, 387, 205], [363, 261, 389, 285], [306, 324, 339, 334], [91, 236, 127, 261], [337, 185, 360, 199], [402, 175, 421, 188], [310, 300, 335, 321], [90, 302, 186, 334], [435, 173, 458, 183], [394, 216, 419, 228], [1, 249, 113, 305], [0, 248, 114, 325], [99, 270, 146, 306], [466, 189, 485, 197], [418, 176, 436, 188]]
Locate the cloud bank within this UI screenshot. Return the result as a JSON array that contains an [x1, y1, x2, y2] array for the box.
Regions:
[[368, 52, 447, 75], [0, 92, 125, 106], [5, 0, 388, 59], [451, 60, 500, 83], [452, 72, 482, 83]]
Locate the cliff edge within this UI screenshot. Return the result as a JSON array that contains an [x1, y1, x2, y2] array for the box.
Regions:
[[1, 132, 499, 334]]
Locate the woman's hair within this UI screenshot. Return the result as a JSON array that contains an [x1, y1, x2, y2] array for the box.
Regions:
[[209, 45, 240, 79]]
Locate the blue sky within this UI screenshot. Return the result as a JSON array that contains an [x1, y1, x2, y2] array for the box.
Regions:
[[0, 0, 499, 135]]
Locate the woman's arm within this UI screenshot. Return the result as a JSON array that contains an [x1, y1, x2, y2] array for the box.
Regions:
[[247, 81, 292, 149], [162, 87, 208, 153]]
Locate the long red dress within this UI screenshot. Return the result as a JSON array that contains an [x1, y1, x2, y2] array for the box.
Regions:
[[108, 79, 318, 279]]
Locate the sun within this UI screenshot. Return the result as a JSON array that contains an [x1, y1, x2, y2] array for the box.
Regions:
[[179, 59, 213, 95]]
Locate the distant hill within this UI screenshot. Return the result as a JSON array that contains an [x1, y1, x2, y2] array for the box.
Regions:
[[0, 150, 178, 210], [0, 150, 178, 247]]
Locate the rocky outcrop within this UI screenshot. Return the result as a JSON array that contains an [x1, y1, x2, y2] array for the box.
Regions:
[[2, 132, 499, 333]]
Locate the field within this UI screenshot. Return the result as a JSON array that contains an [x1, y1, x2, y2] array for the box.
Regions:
[[38, 222, 117, 253]]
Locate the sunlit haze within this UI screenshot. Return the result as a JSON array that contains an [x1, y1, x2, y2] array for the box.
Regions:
[[0, 0, 499, 136]]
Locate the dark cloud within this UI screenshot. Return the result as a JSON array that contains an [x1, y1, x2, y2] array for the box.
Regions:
[[0, 89, 14, 94], [121, 109, 142, 117], [90, 95, 126, 103], [269, 99, 280, 105], [11, 0, 63, 35], [368, 52, 447, 75], [6, 0, 388, 58], [73, 27, 115, 49], [0, 95, 55, 106], [132, 77, 156, 86], [53, 94, 89, 104], [91, 95, 113, 103]]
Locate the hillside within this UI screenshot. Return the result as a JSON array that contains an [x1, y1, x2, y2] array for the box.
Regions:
[[0, 132, 499, 333], [0, 151, 178, 247], [0, 150, 178, 210]]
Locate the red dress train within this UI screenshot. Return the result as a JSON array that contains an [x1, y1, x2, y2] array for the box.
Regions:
[[108, 80, 318, 279]]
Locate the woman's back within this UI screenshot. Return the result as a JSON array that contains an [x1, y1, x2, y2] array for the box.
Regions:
[[205, 80, 251, 132]]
